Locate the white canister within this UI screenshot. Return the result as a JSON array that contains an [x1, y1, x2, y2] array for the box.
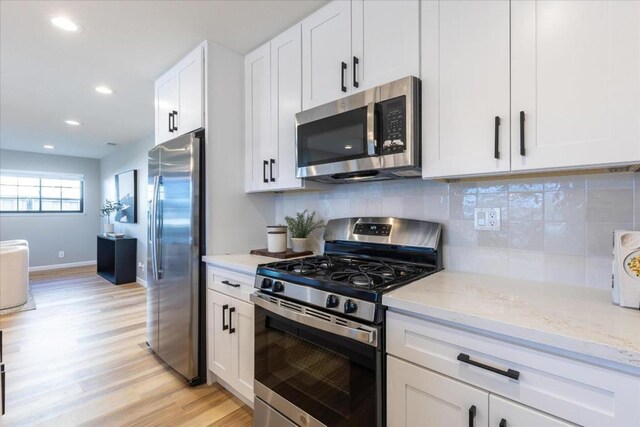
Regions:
[[267, 229, 287, 253]]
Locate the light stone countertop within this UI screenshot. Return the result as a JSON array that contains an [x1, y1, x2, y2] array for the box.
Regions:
[[202, 253, 309, 275], [383, 270, 640, 371]]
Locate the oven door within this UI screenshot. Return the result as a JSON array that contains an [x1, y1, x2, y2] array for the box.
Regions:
[[251, 293, 383, 427]]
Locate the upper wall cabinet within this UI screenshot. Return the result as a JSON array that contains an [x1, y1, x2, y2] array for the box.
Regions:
[[245, 25, 324, 193], [511, 0, 640, 171], [302, 0, 420, 109], [422, 0, 511, 179], [351, 0, 420, 93], [302, 1, 352, 109], [154, 46, 204, 145]]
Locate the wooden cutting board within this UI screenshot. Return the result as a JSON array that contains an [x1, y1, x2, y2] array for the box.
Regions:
[[250, 248, 313, 259]]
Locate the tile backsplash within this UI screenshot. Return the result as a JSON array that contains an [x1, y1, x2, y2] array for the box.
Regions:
[[275, 172, 639, 290]]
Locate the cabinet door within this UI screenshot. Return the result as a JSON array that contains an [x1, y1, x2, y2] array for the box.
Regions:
[[208, 290, 233, 381], [387, 356, 489, 427], [351, 0, 420, 92], [490, 395, 575, 427], [155, 71, 177, 145], [302, 0, 352, 109], [176, 46, 203, 136], [422, 0, 510, 179], [270, 24, 304, 191], [511, 0, 640, 171], [230, 298, 254, 402], [244, 43, 271, 192]]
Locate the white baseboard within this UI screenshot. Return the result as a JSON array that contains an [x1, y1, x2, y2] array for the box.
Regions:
[[136, 277, 147, 287], [29, 260, 96, 272]]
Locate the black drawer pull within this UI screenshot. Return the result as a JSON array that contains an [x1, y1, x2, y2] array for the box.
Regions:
[[353, 56, 359, 88], [270, 159, 275, 182], [457, 353, 520, 380], [499, 419, 507, 427], [469, 405, 476, 427], [172, 110, 178, 131], [263, 160, 268, 183], [519, 110, 525, 156], [222, 304, 229, 331], [494, 116, 500, 159], [341, 61, 347, 92], [229, 307, 236, 334], [222, 280, 240, 288]]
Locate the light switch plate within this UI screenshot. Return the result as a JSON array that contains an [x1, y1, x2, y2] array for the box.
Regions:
[[474, 208, 501, 231]]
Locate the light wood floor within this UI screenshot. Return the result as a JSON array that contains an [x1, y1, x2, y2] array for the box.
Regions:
[[0, 266, 253, 427]]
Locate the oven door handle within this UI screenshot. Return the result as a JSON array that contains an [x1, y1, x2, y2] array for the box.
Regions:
[[251, 293, 378, 347]]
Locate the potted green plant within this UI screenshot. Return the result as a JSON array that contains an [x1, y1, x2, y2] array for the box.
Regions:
[[100, 199, 123, 234], [284, 210, 325, 253]]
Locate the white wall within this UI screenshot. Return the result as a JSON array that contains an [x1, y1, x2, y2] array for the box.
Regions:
[[276, 172, 640, 290], [0, 149, 101, 268], [100, 137, 154, 282]]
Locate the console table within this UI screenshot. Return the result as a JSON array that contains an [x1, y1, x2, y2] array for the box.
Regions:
[[96, 235, 137, 285]]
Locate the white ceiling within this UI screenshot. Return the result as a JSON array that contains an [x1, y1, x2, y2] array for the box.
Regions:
[[0, 0, 327, 159]]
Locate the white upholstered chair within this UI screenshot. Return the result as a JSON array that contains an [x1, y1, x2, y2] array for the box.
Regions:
[[0, 244, 30, 309]]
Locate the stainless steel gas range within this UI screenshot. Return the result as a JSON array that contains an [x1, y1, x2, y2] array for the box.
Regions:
[[250, 217, 442, 427]]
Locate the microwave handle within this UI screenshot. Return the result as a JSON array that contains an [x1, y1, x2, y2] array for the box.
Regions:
[[366, 102, 377, 156]]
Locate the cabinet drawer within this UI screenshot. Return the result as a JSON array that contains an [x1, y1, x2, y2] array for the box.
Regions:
[[206, 266, 255, 302], [386, 311, 640, 427]]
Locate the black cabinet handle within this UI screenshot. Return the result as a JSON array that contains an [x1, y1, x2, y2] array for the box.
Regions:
[[494, 116, 501, 159], [1, 364, 4, 415], [269, 159, 275, 182], [341, 61, 347, 92], [172, 110, 178, 131], [263, 160, 268, 183], [353, 56, 359, 88], [222, 280, 240, 288], [519, 111, 525, 156], [499, 419, 507, 427], [222, 304, 229, 331], [168, 112, 174, 133], [229, 307, 236, 334], [469, 405, 476, 427], [457, 353, 520, 380]]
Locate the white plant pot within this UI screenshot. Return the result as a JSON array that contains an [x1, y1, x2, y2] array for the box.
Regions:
[[291, 237, 308, 253], [104, 223, 114, 234]]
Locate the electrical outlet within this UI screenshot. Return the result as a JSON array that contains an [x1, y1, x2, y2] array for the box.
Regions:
[[138, 262, 144, 270], [58, 251, 65, 258], [474, 208, 501, 231]]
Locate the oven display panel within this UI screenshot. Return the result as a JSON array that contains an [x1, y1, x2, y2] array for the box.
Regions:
[[353, 223, 392, 236]]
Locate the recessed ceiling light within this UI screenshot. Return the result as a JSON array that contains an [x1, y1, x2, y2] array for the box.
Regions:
[[43, 145, 55, 149], [95, 86, 114, 95], [65, 120, 81, 126], [51, 16, 80, 32]]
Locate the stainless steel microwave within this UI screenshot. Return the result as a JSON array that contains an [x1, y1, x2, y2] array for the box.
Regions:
[[296, 76, 421, 183]]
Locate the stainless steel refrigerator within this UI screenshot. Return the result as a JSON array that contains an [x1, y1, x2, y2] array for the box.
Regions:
[[147, 129, 206, 385]]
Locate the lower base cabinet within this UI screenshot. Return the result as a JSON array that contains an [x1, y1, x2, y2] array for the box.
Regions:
[[207, 289, 254, 403], [387, 356, 573, 427]]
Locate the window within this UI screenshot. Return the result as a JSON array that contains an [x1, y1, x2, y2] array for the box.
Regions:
[[0, 172, 84, 213]]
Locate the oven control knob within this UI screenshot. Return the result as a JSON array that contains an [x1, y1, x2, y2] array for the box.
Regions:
[[272, 281, 284, 292], [344, 299, 358, 314], [326, 294, 340, 308], [260, 278, 273, 289]]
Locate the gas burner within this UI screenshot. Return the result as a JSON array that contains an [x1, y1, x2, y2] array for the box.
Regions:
[[330, 269, 388, 289]]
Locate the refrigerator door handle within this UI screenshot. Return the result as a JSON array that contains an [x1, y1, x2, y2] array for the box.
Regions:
[[150, 176, 158, 280], [156, 176, 164, 279]]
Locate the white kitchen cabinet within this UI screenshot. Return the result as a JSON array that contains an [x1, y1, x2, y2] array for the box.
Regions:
[[207, 289, 233, 380], [387, 355, 489, 427], [245, 25, 325, 193], [490, 395, 575, 427], [245, 42, 271, 192], [154, 46, 204, 145], [206, 288, 254, 404], [511, 0, 640, 171], [302, 0, 352, 109], [351, 0, 420, 93], [422, 0, 511, 179], [302, 0, 420, 109]]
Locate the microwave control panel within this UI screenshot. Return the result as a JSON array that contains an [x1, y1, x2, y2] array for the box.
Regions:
[[353, 223, 393, 237], [380, 95, 406, 155]]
